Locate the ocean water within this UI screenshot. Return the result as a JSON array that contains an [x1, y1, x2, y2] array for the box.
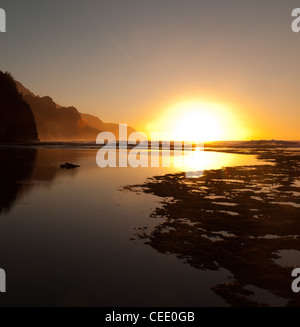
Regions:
[[0, 146, 276, 306]]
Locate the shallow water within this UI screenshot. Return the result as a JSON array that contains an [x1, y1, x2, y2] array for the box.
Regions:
[[0, 146, 284, 306]]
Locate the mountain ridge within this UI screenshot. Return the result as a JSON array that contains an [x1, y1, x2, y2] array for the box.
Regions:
[[16, 80, 135, 141]]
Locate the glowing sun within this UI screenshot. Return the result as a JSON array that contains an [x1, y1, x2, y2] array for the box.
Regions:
[[148, 101, 249, 142]]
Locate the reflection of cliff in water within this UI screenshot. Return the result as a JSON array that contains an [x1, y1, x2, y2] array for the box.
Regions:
[[126, 149, 300, 307], [0, 147, 37, 213], [0, 147, 81, 214]]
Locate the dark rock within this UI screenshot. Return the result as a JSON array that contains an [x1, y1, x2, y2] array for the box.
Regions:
[[60, 162, 80, 169]]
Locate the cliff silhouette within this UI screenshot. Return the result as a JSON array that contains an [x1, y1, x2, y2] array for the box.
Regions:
[[16, 80, 135, 141], [0, 72, 39, 142], [80, 113, 136, 140], [23, 94, 100, 141]]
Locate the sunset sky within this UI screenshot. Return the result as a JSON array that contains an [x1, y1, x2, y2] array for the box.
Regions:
[[1, 0, 300, 140]]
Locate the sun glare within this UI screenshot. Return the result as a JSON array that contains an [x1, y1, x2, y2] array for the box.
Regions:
[[174, 108, 223, 142], [148, 101, 249, 142]]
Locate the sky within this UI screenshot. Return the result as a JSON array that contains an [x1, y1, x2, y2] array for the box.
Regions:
[[0, 0, 300, 140]]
